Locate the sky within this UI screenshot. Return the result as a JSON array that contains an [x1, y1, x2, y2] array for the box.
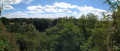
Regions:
[[0, 0, 114, 18]]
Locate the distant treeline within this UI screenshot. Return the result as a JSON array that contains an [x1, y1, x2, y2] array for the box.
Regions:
[[0, 17, 58, 31]]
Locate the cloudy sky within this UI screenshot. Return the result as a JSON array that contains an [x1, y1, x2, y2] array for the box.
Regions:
[[0, 0, 113, 18]]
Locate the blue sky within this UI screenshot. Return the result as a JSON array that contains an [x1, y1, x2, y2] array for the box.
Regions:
[[0, 0, 112, 18]]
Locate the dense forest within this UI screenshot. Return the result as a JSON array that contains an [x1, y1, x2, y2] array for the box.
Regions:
[[1, 0, 120, 51]]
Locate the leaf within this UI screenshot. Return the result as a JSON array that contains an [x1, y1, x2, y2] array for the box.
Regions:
[[104, 1, 107, 3]]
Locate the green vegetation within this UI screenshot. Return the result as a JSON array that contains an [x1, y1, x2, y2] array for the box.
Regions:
[[1, 0, 120, 51]]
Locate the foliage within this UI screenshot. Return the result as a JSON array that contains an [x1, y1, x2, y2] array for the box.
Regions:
[[1, 1, 120, 50], [10, 18, 54, 31], [0, 21, 19, 51]]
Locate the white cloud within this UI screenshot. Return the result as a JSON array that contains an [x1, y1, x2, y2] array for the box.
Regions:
[[3, 5, 109, 19], [27, 5, 44, 13], [56, 13, 70, 17], [77, 5, 112, 19], [78, 5, 107, 18], [73, 11, 77, 14], [0, 0, 34, 4], [3, 5, 14, 10], [2, 11, 28, 18], [2, 11, 79, 18], [58, 9, 71, 13], [112, 0, 120, 2], [22, 0, 34, 4], [43, 5, 57, 12], [27, 5, 43, 10], [0, 0, 34, 10], [54, 2, 78, 8], [2, 2, 111, 19], [27, 5, 73, 13], [32, 14, 59, 18], [2, 11, 59, 18], [27, 11, 37, 13], [27, 5, 72, 13], [0, 0, 22, 4], [27, 10, 44, 13], [0, 0, 21, 10]]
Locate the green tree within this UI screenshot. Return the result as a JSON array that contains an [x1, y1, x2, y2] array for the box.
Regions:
[[0, 21, 19, 51], [46, 17, 84, 51], [105, 0, 120, 50], [10, 23, 40, 51]]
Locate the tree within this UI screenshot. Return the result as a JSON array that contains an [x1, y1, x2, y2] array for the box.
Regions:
[[104, 0, 120, 50], [45, 17, 85, 51], [10, 23, 40, 51], [77, 14, 97, 40], [0, 17, 10, 31], [0, 21, 19, 51]]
